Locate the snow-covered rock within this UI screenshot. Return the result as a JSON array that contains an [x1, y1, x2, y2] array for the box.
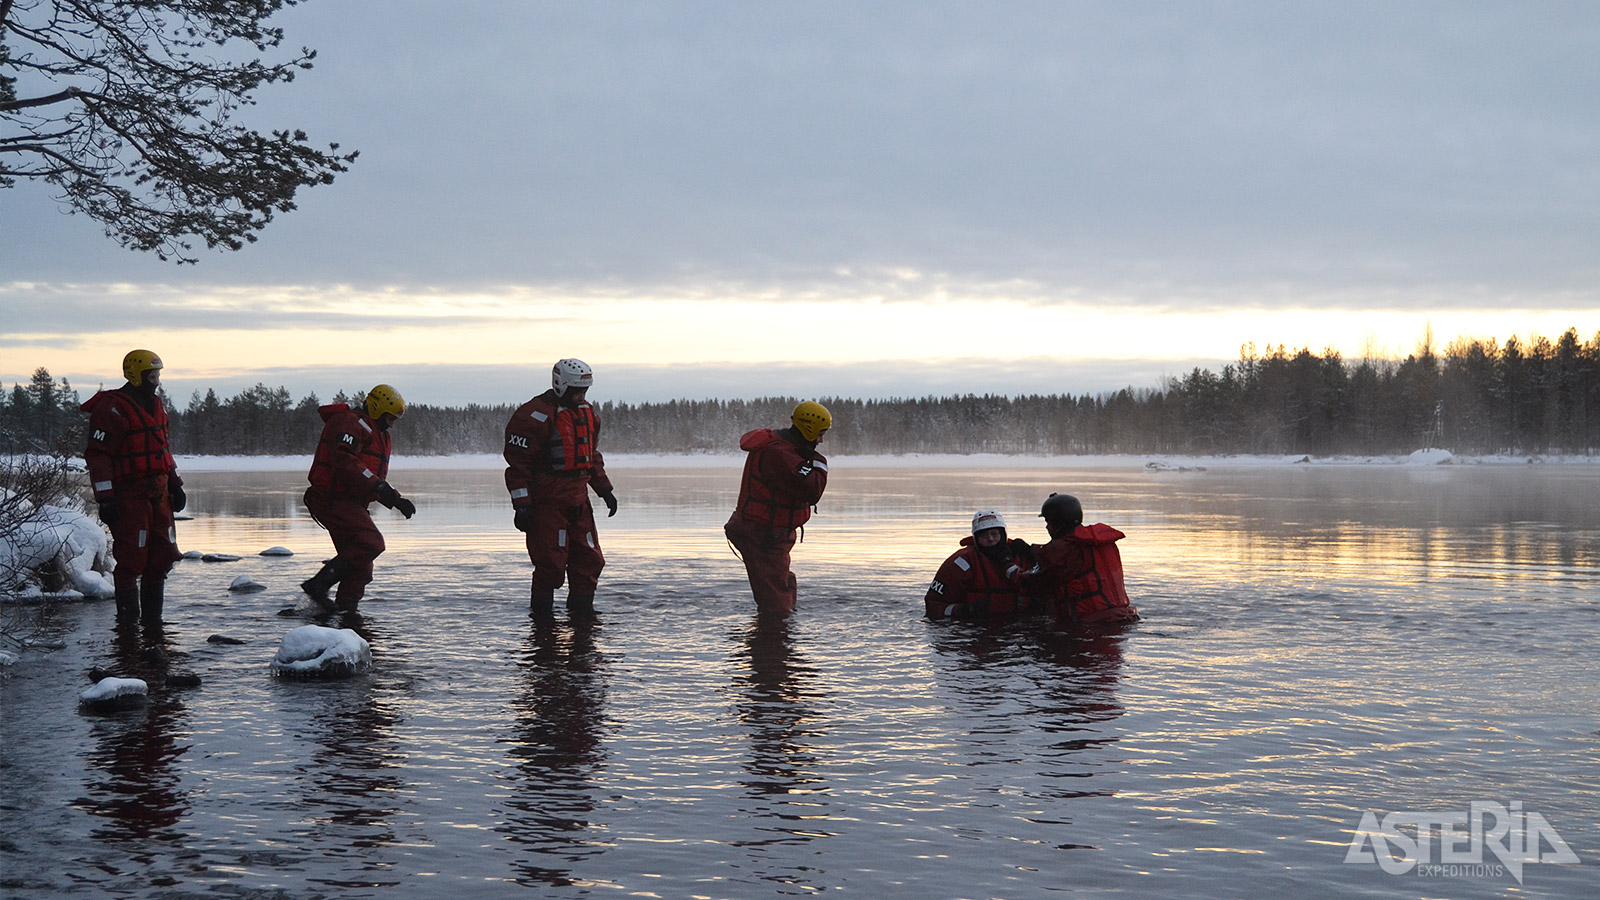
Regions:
[[1, 489, 114, 598], [201, 553, 242, 562], [181, 550, 204, 559], [228, 574, 266, 593], [259, 546, 294, 557], [270, 625, 371, 678], [79, 676, 149, 710]]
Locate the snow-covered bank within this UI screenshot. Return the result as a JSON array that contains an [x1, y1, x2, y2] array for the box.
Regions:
[[0, 489, 113, 600], [170, 449, 1600, 473]]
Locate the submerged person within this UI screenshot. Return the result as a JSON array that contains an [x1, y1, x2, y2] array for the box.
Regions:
[[82, 349, 186, 625], [924, 509, 1039, 620], [724, 401, 831, 615], [1016, 493, 1140, 630], [503, 358, 618, 620], [300, 385, 416, 611]]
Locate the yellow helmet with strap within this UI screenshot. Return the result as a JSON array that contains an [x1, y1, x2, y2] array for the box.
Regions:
[[365, 384, 406, 420], [122, 349, 163, 387], [791, 401, 832, 442]]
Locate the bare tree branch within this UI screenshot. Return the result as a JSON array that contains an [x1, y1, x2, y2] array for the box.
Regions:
[[0, 0, 356, 262]]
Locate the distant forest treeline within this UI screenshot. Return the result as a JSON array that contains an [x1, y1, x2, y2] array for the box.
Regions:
[[5, 327, 1600, 457]]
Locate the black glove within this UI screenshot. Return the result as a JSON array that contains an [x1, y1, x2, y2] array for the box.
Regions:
[[97, 498, 119, 527], [600, 491, 618, 517], [513, 507, 535, 533], [393, 496, 416, 519], [1009, 538, 1035, 564], [168, 483, 187, 513], [375, 481, 400, 508]]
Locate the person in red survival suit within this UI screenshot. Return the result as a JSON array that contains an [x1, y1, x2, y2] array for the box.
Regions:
[[925, 509, 1041, 620], [504, 358, 619, 620], [82, 349, 186, 625], [724, 401, 831, 615], [299, 384, 416, 611], [1017, 493, 1140, 631]]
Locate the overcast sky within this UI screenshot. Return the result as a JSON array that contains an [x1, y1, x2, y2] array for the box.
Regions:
[[3, 1, 1598, 405]]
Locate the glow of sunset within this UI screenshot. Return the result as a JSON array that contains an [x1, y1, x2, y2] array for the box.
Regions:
[[10, 285, 1595, 389]]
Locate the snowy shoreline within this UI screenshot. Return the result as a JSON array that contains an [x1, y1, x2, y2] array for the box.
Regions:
[[159, 449, 1600, 473]]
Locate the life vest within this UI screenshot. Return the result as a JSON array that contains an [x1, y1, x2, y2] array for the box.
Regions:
[[539, 402, 596, 472], [734, 428, 825, 531], [81, 388, 175, 493], [926, 538, 1036, 619], [1055, 524, 1139, 628], [308, 404, 390, 497]]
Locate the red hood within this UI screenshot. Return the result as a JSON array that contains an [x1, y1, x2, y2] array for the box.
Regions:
[[1074, 523, 1125, 545], [318, 402, 356, 422], [739, 428, 782, 452]]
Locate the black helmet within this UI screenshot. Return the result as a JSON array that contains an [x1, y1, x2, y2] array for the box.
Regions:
[[1039, 493, 1083, 529]]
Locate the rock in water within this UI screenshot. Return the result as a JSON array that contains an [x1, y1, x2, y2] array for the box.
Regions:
[[270, 625, 371, 679], [228, 574, 266, 593], [259, 546, 294, 557], [207, 634, 246, 645], [202, 553, 242, 562], [79, 676, 149, 711]]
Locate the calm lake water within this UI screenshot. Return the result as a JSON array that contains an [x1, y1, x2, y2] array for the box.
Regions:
[[2, 459, 1597, 899]]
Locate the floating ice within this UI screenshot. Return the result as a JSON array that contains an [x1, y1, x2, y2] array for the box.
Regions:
[[270, 625, 371, 678]]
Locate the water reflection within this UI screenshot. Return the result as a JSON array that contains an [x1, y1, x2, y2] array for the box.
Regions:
[[1026, 631, 1126, 804], [71, 623, 191, 851], [730, 618, 832, 848], [500, 619, 611, 887], [274, 621, 407, 889], [929, 624, 1126, 803]]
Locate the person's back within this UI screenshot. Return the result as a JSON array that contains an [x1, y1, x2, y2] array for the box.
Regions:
[[1022, 494, 1139, 630]]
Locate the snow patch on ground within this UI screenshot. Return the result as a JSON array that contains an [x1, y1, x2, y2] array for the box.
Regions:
[[1, 489, 114, 599]]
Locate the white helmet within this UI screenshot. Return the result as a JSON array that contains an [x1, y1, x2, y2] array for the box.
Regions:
[[971, 509, 1007, 535], [552, 358, 594, 393]]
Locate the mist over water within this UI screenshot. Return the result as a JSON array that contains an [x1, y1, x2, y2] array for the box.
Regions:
[[2, 462, 1596, 898]]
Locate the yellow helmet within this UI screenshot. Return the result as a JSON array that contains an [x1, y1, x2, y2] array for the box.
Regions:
[[791, 401, 832, 442], [122, 349, 163, 387], [365, 384, 406, 420]]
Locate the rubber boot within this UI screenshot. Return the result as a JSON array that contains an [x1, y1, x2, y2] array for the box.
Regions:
[[530, 585, 555, 620], [300, 559, 344, 611], [567, 592, 596, 621], [114, 586, 141, 623], [139, 578, 165, 624]]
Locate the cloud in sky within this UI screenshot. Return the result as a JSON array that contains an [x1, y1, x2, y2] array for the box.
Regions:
[[3, 1, 1598, 400]]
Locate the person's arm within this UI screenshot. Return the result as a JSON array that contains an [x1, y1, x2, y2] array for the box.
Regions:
[[925, 554, 973, 618], [588, 409, 617, 516], [326, 414, 387, 498], [84, 400, 128, 502]]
